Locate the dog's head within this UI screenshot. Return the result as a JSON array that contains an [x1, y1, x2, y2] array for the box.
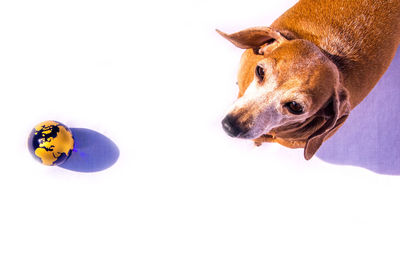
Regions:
[[218, 27, 350, 159]]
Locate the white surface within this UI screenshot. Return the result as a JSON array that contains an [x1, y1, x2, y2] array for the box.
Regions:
[[1, 0, 400, 271]]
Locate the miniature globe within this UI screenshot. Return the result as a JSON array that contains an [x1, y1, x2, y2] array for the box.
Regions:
[[28, 120, 74, 166]]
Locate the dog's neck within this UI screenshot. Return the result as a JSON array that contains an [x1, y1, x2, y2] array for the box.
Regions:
[[270, 0, 400, 108]]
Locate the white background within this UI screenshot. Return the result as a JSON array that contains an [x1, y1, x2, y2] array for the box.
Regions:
[[1, 0, 400, 271]]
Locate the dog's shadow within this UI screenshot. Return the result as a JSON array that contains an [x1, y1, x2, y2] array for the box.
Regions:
[[317, 48, 400, 175]]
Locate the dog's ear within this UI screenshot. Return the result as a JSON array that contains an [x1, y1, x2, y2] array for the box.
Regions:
[[216, 27, 286, 53], [304, 87, 351, 160]]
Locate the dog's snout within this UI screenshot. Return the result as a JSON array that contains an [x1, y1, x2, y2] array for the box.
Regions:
[[222, 114, 243, 137]]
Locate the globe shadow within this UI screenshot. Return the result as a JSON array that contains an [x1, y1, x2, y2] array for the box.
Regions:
[[59, 128, 119, 173], [316, 48, 400, 175]]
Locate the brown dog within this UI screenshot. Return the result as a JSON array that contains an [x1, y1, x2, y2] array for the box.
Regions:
[[218, 0, 400, 159]]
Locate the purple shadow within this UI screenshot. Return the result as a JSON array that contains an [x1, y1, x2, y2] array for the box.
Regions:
[[316, 48, 400, 175], [59, 128, 119, 172]]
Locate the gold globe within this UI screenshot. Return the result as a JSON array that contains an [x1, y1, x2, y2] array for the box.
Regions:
[[28, 121, 74, 166]]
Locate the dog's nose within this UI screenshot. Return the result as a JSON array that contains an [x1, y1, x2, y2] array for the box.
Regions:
[[221, 114, 242, 137]]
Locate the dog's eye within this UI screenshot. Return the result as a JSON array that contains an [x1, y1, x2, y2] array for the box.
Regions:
[[285, 101, 304, 115], [255, 65, 265, 81]]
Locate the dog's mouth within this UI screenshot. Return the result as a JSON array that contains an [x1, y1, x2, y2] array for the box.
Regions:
[[261, 133, 276, 139], [256, 132, 278, 141]]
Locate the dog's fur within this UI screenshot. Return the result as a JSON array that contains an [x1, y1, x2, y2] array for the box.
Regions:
[[219, 0, 400, 159]]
